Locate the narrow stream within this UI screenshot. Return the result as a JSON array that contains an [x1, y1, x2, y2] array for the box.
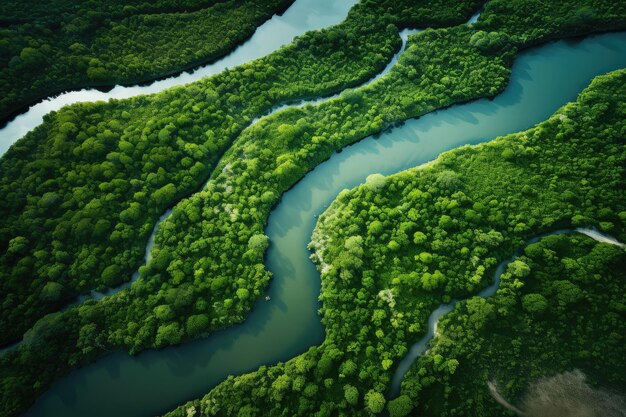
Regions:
[[249, 28, 422, 124], [0, 0, 359, 154], [21, 31, 626, 417], [388, 228, 625, 399]]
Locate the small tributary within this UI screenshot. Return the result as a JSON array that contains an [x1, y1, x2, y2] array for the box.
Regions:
[[0, 0, 360, 154], [388, 228, 625, 399]]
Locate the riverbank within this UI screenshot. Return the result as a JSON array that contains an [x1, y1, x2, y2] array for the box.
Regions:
[[388, 227, 625, 399], [2, 2, 625, 417]]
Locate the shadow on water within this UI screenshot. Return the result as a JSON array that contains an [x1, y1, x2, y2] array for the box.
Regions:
[[22, 31, 626, 417]]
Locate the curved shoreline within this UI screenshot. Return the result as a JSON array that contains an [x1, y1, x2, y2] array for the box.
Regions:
[[388, 228, 625, 398], [0, 0, 297, 128], [0, 21, 421, 359], [1, 25, 423, 346]]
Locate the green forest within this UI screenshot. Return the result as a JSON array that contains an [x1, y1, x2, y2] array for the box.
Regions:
[[401, 233, 625, 416], [0, 0, 484, 351], [164, 68, 626, 417], [0, 0, 625, 416], [0, 0, 295, 120]]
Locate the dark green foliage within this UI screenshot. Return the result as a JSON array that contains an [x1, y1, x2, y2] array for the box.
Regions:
[[477, 0, 626, 46], [388, 395, 413, 417], [469, 30, 510, 53], [1, 1, 626, 416], [0, 1, 489, 416], [0, 0, 480, 346], [0, 0, 295, 120]]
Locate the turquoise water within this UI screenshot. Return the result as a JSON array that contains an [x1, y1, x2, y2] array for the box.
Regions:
[[21, 31, 626, 417]]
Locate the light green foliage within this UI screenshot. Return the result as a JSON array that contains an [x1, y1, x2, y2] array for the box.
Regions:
[[365, 390, 386, 413], [365, 173, 387, 192], [161, 70, 626, 417], [343, 384, 359, 405], [402, 234, 626, 416], [0, 0, 420, 344]]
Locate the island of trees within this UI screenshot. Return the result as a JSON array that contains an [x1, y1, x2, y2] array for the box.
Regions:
[[0, 0, 295, 120]]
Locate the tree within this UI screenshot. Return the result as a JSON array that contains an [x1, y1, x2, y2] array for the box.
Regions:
[[365, 174, 387, 192], [101, 264, 121, 286], [344, 384, 359, 405], [248, 234, 269, 253], [465, 297, 494, 330], [186, 314, 210, 336], [154, 305, 174, 321], [365, 390, 386, 414], [469, 31, 510, 54], [271, 374, 291, 401], [153, 183, 177, 206], [6, 236, 29, 259], [387, 395, 412, 417], [413, 231, 427, 244], [40, 281, 64, 302], [368, 220, 384, 235], [522, 293, 548, 314], [508, 260, 531, 278], [236, 288, 250, 300], [436, 170, 461, 190], [155, 322, 183, 347]]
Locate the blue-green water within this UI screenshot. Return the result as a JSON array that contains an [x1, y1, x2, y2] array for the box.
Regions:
[[22, 30, 626, 417]]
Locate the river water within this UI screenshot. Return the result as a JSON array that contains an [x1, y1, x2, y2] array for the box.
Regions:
[[21, 30, 626, 417], [0, 0, 359, 155]]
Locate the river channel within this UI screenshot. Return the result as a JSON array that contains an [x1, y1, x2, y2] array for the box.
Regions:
[[0, 0, 359, 154]]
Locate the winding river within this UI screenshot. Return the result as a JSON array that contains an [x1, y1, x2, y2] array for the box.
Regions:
[[388, 228, 625, 399], [18, 30, 626, 417]]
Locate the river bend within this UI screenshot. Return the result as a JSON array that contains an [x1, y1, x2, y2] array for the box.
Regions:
[[0, 0, 359, 155]]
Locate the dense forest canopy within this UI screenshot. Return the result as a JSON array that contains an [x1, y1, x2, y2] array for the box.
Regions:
[[0, 0, 625, 416], [0, 0, 295, 120], [0, 0, 484, 348], [164, 68, 626, 417]]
